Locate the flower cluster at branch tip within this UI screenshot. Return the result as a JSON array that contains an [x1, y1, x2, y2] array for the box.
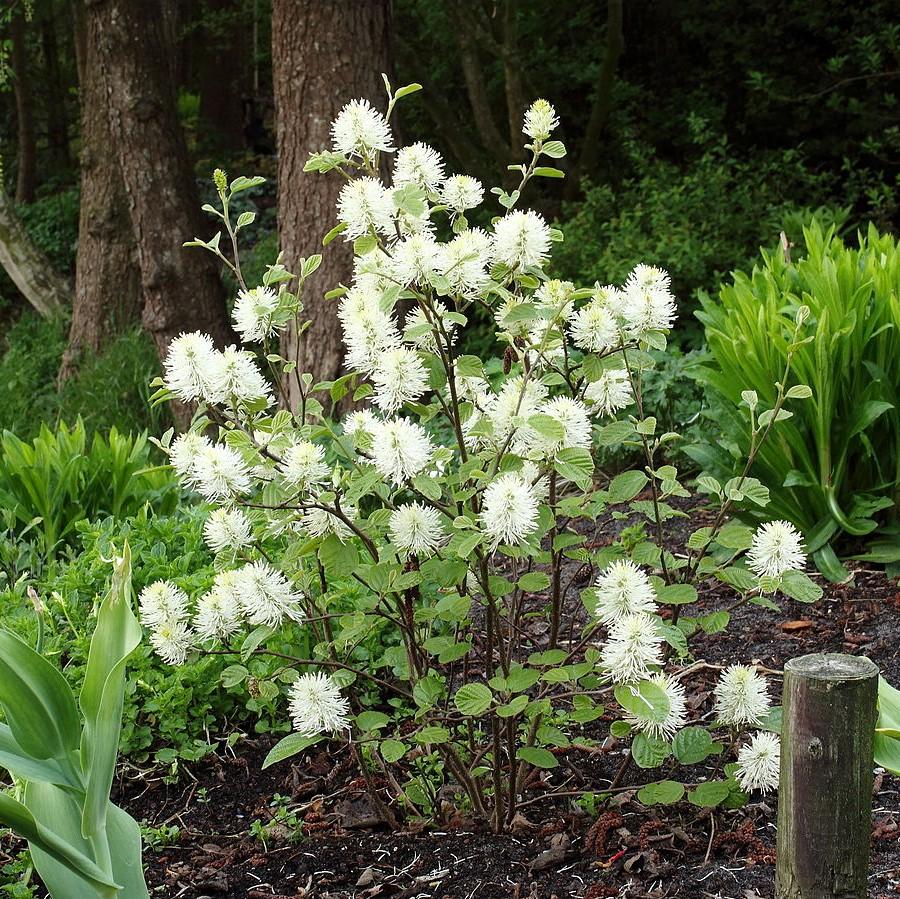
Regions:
[[748, 520, 806, 580], [714, 665, 772, 727], [735, 731, 781, 793], [288, 672, 352, 737]]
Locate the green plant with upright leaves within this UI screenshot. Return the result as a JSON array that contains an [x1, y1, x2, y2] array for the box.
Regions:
[[0, 421, 176, 558], [690, 222, 900, 578], [0, 546, 149, 898]]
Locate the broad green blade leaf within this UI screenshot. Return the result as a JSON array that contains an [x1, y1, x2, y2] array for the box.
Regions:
[[0, 724, 82, 789], [0, 789, 119, 893], [0, 629, 80, 760], [80, 545, 143, 840], [262, 733, 323, 769], [106, 802, 151, 899]]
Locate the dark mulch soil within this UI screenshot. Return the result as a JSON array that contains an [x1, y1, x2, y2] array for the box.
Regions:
[[4, 498, 900, 898]]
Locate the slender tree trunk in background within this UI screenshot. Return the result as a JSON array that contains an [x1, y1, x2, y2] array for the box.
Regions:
[[61, 0, 141, 381], [198, 0, 247, 151], [565, 0, 624, 200], [87, 0, 233, 369], [10, 8, 37, 203], [40, 13, 72, 171], [0, 186, 70, 318], [272, 0, 392, 403]]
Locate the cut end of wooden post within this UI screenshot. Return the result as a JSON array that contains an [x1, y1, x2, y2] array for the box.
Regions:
[[785, 652, 879, 683]]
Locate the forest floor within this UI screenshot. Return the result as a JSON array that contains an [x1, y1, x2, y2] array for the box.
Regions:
[[125, 516, 900, 899]]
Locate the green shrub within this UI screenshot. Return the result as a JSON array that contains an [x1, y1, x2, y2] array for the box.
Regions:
[[15, 187, 81, 274], [0, 314, 169, 440], [689, 221, 900, 576], [555, 123, 846, 340], [0, 421, 177, 557]]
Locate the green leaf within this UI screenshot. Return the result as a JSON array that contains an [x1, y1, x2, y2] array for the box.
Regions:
[[615, 681, 671, 725], [518, 572, 551, 592], [630, 733, 671, 768], [688, 780, 731, 807], [497, 695, 529, 718], [79, 547, 144, 839], [454, 683, 493, 716], [637, 780, 685, 806], [319, 534, 360, 575], [356, 711, 390, 732], [262, 733, 323, 769], [533, 166, 565, 178], [540, 140, 567, 159], [415, 726, 450, 745], [608, 470, 648, 503], [516, 747, 558, 768], [528, 414, 566, 441], [672, 726, 720, 764], [379, 739, 408, 763], [241, 625, 275, 662], [779, 570, 824, 603], [554, 447, 594, 486], [455, 355, 484, 378]]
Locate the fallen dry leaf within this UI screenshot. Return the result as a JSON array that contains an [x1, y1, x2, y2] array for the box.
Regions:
[[781, 619, 812, 632]]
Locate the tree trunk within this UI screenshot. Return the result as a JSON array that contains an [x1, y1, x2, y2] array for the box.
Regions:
[[10, 8, 37, 204], [40, 12, 72, 171], [776, 653, 879, 899], [0, 185, 69, 318], [61, 0, 141, 381], [272, 0, 392, 404], [86, 0, 233, 367]]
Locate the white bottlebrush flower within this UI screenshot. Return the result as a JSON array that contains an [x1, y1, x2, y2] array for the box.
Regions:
[[279, 440, 330, 491], [747, 520, 806, 580], [299, 506, 356, 542], [192, 443, 251, 501], [487, 377, 548, 452], [149, 618, 193, 666], [163, 331, 218, 402], [714, 665, 771, 727], [236, 561, 304, 627], [523, 98, 559, 140], [369, 417, 434, 485], [207, 347, 272, 406], [520, 460, 550, 503], [620, 264, 677, 335], [389, 502, 445, 556], [203, 507, 253, 553], [532, 395, 592, 456], [403, 304, 457, 354], [393, 142, 445, 191], [480, 472, 540, 548], [337, 177, 395, 239], [735, 731, 781, 793], [622, 673, 688, 741], [584, 368, 633, 417], [569, 301, 618, 353], [233, 286, 280, 343], [390, 233, 442, 286], [338, 288, 400, 372], [441, 174, 484, 212], [140, 581, 192, 665], [139, 580, 189, 631], [600, 613, 664, 684], [440, 227, 491, 296], [371, 347, 429, 413], [491, 209, 551, 271], [343, 408, 378, 440], [194, 570, 243, 641], [289, 672, 352, 737], [169, 431, 210, 483], [534, 279, 576, 320], [594, 560, 657, 624], [331, 97, 393, 159]]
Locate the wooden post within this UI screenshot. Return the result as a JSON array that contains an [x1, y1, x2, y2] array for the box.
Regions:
[[776, 653, 879, 898]]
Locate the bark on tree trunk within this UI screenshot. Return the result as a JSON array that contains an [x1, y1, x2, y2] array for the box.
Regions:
[[61, 0, 141, 381], [10, 8, 37, 204], [0, 185, 70, 318], [272, 0, 392, 406], [776, 653, 879, 899], [86, 0, 234, 366]]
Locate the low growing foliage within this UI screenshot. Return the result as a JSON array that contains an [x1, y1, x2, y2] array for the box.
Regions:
[[143, 82, 822, 831], [691, 222, 900, 578]]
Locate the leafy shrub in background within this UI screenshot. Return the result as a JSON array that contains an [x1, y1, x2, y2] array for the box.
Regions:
[[0, 421, 177, 557], [690, 222, 900, 578], [14, 187, 81, 275], [0, 314, 170, 440], [555, 121, 846, 340]]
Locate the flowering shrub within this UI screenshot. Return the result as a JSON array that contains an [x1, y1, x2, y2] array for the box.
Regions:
[[144, 81, 822, 831]]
